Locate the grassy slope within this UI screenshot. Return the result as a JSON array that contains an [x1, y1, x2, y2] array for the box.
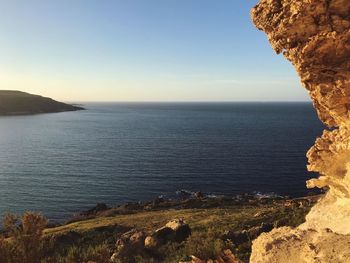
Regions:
[[0, 90, 83, 115], [44, 197, 316, 262]]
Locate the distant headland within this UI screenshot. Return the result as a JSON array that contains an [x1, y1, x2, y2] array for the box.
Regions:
[[0, 90, 84, 115]]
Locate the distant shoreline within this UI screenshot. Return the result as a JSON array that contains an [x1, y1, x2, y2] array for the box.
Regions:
[[69, 101, 313, 104], [0, 90, 84, 116]]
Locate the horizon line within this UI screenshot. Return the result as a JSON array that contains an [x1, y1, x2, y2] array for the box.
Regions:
[[66, 100, 312, 104]]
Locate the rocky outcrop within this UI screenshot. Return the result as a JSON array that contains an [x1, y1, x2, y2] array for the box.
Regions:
[[145, 219, 191, 249], [111, 229, 146, 261], [111, 219, 191, 262], [250, 227, 350, 263], [251, 0, 350, 262]]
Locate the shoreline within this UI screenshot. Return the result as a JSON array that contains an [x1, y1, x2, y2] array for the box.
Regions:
[[0, 191, 322, 262], [61, 191, 322, 226]]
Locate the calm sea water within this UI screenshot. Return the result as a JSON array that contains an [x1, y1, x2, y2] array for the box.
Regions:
[[0, 102, 324, 221]]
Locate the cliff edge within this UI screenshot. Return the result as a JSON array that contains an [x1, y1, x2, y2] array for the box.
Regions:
[[251, 0, 350, 262], [0, 90, 84, 115]]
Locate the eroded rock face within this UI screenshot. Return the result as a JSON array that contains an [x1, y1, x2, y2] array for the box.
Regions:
[[250, 227, 350, 263], [251, 0, 350, 262], [252, 0, 350, 127]]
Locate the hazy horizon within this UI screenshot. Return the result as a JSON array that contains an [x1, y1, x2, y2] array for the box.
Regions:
[[1, 0, 309, 102], [64, 100, 312, 103]]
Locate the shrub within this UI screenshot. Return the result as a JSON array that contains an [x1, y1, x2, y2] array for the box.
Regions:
[[182, 228, 233, 260], [1, 212, 48, 263]]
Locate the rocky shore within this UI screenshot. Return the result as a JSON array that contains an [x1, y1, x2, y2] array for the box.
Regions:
[[69, 192, 319, 223]]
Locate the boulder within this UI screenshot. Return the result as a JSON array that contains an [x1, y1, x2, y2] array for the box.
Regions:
[[145, 219, 191, 249], [144, 227, 174, 249], [111, 229, 146, 261], [116, 229, 146, 251]]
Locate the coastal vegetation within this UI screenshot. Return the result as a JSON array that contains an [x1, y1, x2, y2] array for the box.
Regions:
[[0, 195, 318, 263], [0, 90, 84, 115]]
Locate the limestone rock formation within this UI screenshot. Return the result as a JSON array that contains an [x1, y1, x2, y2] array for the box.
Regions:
[[110, 229, 146, 262], [111, 219, 191, 262], [251, 0, 350, 262], [145, 219, 191, 249], [250, 227, 350, 263]]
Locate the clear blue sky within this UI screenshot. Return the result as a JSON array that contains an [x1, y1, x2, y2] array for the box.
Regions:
[[0, 0, 309, 102]]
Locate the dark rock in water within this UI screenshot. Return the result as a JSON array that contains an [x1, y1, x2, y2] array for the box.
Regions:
[[0, 90, 84, 115], [152, 197, 165, 206], [80, 203, 108, 217], [177, 190, 193, 199], [194, 191, 204, 199]]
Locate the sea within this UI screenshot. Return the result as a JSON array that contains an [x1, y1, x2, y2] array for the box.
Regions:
[[0, 102, 325, 222]]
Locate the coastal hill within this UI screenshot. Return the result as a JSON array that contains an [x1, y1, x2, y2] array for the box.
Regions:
[[0, 90, 84, 115]]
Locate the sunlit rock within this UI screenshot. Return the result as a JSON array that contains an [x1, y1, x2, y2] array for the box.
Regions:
[[251, 0, 350, 262]]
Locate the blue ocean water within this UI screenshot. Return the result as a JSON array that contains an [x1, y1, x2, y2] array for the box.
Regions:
[[0, 103, 324, 221]]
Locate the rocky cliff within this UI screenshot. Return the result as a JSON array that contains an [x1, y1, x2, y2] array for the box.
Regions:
[[251, 0, 350, 262], [0, 90, 84, 115]]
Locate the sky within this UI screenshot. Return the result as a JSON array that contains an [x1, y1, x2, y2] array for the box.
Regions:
[[0, 0, 310, 102]]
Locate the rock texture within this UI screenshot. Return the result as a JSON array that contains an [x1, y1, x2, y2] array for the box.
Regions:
[[111, 219, 191, 262], [144, 219, 191, 249], [251, 0, 350, 262], [110, 229, 146, 262], [250, 227, 350, 263]]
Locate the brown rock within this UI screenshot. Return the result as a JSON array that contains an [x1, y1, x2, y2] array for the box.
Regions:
[[251, 0, 350, 262], [145, 219, 191, 249], [112, 229, 146, 261], [115, 229, 146, 250]]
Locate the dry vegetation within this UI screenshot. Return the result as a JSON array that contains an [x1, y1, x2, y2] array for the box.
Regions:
[[0, 196, 317, 263]]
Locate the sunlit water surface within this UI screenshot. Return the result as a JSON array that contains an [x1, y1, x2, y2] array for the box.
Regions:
[[0, 103, 324, 221]]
